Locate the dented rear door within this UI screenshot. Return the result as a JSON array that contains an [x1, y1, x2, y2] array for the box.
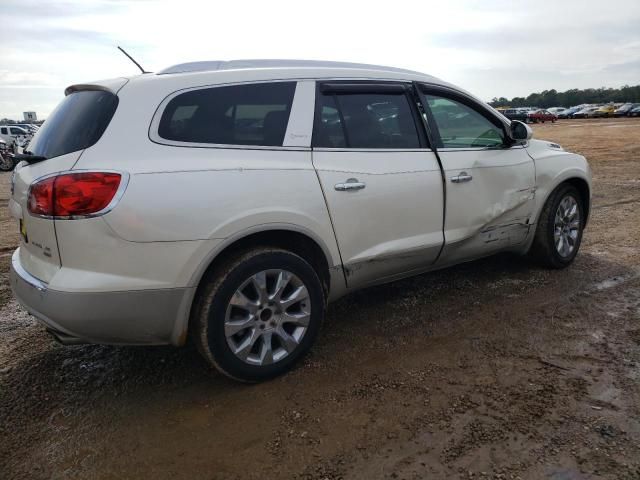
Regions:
[[312, 82, 444, 289], [419, 90, 536, 264]]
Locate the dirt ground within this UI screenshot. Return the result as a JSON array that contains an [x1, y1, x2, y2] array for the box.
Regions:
[[1, 118, 639, 480]]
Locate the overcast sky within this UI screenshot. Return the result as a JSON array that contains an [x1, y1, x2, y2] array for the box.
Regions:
[[1, 0, 638, 119]]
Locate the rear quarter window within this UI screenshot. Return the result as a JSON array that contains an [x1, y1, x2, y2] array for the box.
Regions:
[[27, 90, 118, 159], [157, 82, 296, 147]]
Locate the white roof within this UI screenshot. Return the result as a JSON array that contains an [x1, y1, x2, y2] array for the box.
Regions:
[[70, 60, 471, 110]]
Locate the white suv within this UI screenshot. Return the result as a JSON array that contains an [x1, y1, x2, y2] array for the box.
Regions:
[[9, 60, 591, 382]]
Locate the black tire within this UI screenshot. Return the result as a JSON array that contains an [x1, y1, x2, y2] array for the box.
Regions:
[[529, 184, 585, 269], [192, 247, 325, 382], [0, 154, 14, 172]]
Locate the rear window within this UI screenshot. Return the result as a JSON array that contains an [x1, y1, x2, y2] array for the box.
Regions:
[[27, 90, 118, 159], [158, 82, 296, 147]]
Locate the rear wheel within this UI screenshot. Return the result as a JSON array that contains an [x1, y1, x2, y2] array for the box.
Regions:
[[529, 184, 584, 268], [192, 248, 325, 382]]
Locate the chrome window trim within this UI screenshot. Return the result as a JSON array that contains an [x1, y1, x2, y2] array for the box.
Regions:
[[146, 140, 311, 152], [437, 144, 527, 153], [312, 147, 433, 153], [27, 169, 130, 220]]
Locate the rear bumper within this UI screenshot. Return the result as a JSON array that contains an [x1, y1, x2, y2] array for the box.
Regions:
[[10, 249, 194, 346]]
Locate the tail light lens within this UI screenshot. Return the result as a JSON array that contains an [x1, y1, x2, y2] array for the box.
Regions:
[[28, 172, 122, 218]]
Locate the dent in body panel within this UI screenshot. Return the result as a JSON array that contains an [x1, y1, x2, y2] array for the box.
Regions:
[[437, 147, 536, 264], [476, 183, 535, 245], [342, 244, 443, 288], [480, 185, 535, 228], [442, 186, 535, 260], [524, 139, 592, 226], [342, 233, 443, 283], [312, 150, 445, 289]]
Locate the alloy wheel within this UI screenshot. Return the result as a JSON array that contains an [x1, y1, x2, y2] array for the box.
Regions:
[[224, 269, 311, 366], [553, 195, 580, 257]]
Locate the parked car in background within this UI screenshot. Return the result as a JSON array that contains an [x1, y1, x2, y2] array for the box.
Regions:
[[503, 108, 529, 122], [9, 59, 592, 382], [572, 106, 601, 119], [13, 124, 40, 134], [614, 103, 638, 117], [592, 105, 617, 118], [628, 105, 640, 117], [527, 109, 557, 123], [0, 139, 12, 171], [0, 125, 32, 151], [547, 107, 566, 115], [557, 106, 583, 119]]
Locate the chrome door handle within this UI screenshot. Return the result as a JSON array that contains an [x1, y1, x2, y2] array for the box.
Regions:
[[335, 178, 366, 191], [450, 172, 473, 183]]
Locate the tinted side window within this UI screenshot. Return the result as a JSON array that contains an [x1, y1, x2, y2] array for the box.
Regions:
[[158, 82, 296, 147], [314, 92, 420, 149], [314, 95, 346, 148], [424, 95, 505, 148]]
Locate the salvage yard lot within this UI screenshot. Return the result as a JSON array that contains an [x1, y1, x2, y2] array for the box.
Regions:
[[1, 118, 639, 479]]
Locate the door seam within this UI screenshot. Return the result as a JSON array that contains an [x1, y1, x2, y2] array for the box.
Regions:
[[310, 150, 349, 288]]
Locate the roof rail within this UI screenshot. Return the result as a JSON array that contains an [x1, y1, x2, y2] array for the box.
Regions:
[[157, 59, 426, 76]]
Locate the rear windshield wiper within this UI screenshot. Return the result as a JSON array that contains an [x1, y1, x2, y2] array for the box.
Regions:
[[12, 151, 47, 164]]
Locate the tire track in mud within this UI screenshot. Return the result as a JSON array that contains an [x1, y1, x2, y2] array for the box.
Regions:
[[296, 273, 640, 480]]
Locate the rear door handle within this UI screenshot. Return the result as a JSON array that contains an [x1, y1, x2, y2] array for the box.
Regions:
[[335, 178, 366, 191], [450, 172, 473, 183]]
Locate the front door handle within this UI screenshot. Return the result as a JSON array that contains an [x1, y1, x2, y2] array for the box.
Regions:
[[451, 172, 473, 183], [335, 178, 366, 191]]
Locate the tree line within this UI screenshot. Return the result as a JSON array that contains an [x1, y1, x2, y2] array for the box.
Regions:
[[489, 85, 640, 108]]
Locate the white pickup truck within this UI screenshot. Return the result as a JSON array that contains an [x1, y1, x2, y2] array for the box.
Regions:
[[0, 125, 32, 151]]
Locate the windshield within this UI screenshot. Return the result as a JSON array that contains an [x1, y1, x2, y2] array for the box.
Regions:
[[27, 90, 118, 159]]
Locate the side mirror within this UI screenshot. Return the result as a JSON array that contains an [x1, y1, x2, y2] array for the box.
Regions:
[[509, 120, 533, 143]]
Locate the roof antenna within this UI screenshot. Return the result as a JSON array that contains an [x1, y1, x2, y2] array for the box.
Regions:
[[117, 46, 149, 74]]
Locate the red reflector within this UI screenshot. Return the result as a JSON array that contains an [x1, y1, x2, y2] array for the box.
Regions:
[[28, 172, 122, 218]]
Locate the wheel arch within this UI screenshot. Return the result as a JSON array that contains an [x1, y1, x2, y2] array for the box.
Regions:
[[563, 177, 591, 227], [171, 224, 344, 346], [531, 160, 592, 229]]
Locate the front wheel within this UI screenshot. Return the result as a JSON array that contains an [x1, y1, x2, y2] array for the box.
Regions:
[[192, 248, 325, 382], [529, 184, 585, 268]]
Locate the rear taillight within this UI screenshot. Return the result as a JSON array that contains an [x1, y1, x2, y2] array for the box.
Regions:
[[28, 172, 123, 218]]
